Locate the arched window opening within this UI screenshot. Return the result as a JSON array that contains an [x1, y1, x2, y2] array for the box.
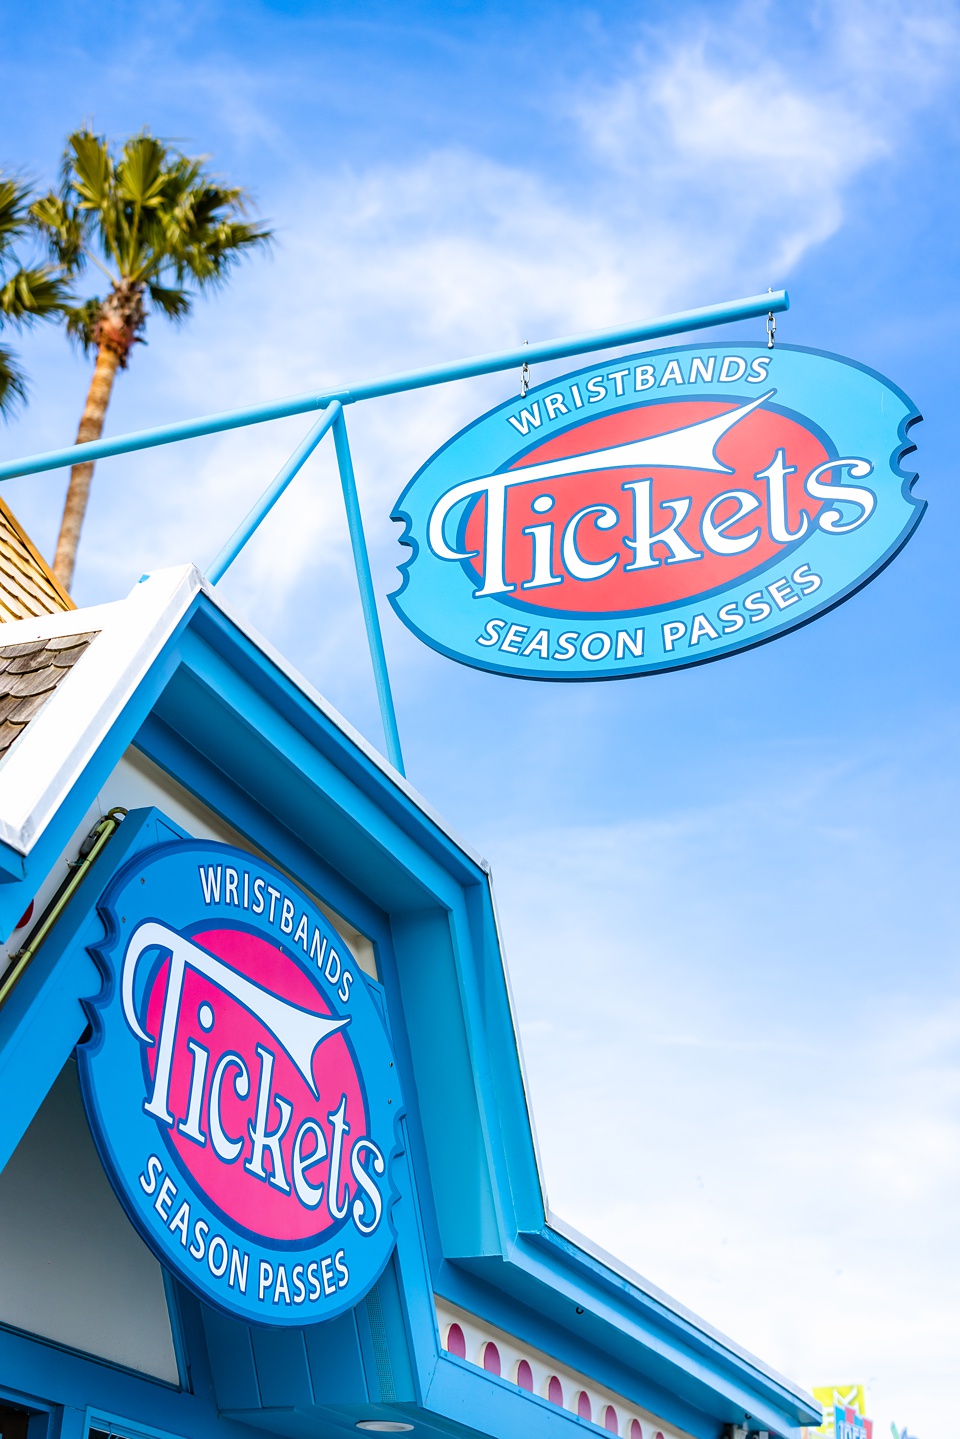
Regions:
[[516, 1359, 533, 1391], [578, 1391, 593, 1422], [604, 1404, 619, 1433], [445, 1322, 466, 1358], [547, 1375, 564, 1406], [482, 1341, 501, 1376]]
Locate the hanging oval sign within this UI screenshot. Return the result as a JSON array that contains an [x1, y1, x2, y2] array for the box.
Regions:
[[78, 838, 402, 1326], [390, 343, 923, 678]]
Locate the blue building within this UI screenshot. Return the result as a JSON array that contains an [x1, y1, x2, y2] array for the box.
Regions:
[[0, 561, 818, 1439]]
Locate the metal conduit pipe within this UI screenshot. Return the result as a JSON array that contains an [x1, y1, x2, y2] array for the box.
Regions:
[[0, 807, 127, 1009]]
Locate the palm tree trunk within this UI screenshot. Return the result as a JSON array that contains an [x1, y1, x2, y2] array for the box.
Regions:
[[52, 341, 121, 590]]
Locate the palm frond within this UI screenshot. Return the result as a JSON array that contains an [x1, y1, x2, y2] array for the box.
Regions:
[[0, 171, 73, 412], [68, 130, 114, 211], [0, 265, 72, 325], [64, 297, 104, 354], [155, 186, 273, 289], [51, 129, 272, 346], [146, 282, 191, 323], [65, 129, 122, 270], [29, 191, 89, 271], [116, 133, 168, 208], [0, 342, 27, 419], [0, 175, 34, 243], [176, 222, 273, 289]]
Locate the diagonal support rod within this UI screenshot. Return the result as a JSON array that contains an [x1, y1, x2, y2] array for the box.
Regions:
[[3, 289, 790, 780], [331, 409, 405, 776], [204, 400, 405, 775], [205, 403, 340, 584]]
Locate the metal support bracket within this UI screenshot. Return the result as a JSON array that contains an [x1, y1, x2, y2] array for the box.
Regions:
[[0, 290, 791, 778]]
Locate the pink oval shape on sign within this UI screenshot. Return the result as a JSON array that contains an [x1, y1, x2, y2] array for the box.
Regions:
[[516, 1359, 533, 1391], [604, 1405, 619, 1433], [578, 1391, 592, 1422], [145, 927, 368, 1243], [446, 1323, 466, 1358], [547, 1376, 564, 1406], [482, 1342, 501, 1376]]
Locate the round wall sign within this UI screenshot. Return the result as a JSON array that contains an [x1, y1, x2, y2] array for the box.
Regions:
[[390, 343, 923, 679], [79, 838, 402, 1326]]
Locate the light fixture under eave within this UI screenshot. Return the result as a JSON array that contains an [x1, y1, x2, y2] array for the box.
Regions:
[[355, 1424, 414, 1433]]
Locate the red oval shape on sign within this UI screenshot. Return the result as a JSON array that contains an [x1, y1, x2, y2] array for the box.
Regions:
[[145, 928, 367, 1243], [462, 400, 829, 614]]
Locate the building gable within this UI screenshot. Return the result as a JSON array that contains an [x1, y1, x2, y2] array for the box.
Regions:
[[0, 567, 818, 1439]]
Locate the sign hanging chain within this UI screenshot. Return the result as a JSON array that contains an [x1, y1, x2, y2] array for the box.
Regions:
[[520, 339, 531, 396], [766, 287, 777, 349]]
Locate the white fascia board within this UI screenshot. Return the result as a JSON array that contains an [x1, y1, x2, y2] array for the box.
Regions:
[[0, 566, 202, 854], [197, 576, 491, 875], [0, 564, 493, 882], [545, 1211, 816, 1410]]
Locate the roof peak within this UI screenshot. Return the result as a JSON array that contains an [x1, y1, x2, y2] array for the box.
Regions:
[[0, 497, 74, 623]]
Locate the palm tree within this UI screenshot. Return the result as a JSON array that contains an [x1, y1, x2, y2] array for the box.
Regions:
[[0, 174, 71, 416], [32, 129, 272, 589]]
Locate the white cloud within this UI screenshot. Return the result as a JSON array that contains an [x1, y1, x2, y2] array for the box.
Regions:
[[6, 9, 959, 1428], [488, 739, 960, 1436], [574, 0, 960, 275], [12, 0, 959, 621], [25, 0, 953, 643]]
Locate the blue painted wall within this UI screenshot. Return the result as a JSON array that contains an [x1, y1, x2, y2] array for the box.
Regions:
[[0, 586, 817, 1439]]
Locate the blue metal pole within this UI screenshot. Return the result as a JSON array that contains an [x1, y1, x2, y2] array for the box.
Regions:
[[0, 291, 789, 482], [331, 408, 405, 776], [205, 403, 340, 584]]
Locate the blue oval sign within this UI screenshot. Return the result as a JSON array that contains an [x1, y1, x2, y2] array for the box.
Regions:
[[78, 838, 403, 1326], [390, 343, 923, 678]]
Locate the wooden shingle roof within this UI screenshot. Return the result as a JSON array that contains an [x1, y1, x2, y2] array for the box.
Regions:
[[0, 496, 74, 622], [0, 632, 98, 757]]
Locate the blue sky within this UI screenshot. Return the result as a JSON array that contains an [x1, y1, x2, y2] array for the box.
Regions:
[[1, 2, 958, 1434]]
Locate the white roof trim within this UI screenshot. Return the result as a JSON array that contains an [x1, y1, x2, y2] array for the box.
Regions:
[[0, 566, 202, 854], [545, 1211, 815, 1407], [0, 565, 489, 875], [196, 575, 489, 873], [0, 568, 811, 1406]]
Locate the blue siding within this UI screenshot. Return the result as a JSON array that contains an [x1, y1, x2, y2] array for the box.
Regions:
[[0, 586, 817, 1439]]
